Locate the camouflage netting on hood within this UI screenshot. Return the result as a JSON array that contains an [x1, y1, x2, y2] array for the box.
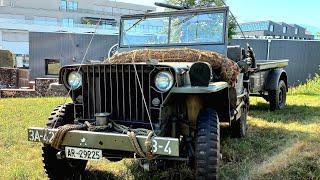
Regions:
[[104, 48, 240, 86]]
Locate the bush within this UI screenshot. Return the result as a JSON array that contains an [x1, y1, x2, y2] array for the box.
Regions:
[[0, 50, 14, 67], [289, 74, 320, 96]]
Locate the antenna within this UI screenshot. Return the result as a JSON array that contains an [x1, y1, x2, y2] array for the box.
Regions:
[[154, 2, 189, 10], [220, 0, 247, 41], [220, 0, 256, 65]]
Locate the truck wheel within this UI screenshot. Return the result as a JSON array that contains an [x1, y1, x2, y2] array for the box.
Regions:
[[269, 80, 287, 111], [195, 108, 220, 180], [231, 106, 248, 138], [43, 103, 87, 180]]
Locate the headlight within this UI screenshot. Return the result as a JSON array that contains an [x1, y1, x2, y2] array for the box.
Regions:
[[67, 71, 82, 90], [155, 71, 174, 92]]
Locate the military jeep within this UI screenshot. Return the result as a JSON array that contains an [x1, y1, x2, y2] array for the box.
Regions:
[[28, 6, 252, 179]]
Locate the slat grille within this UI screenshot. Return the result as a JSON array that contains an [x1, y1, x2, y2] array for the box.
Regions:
[[81, 64, 173, 124]]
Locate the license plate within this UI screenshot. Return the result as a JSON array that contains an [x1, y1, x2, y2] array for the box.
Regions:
[[65, 147, 102, 160], [28, 128, 56, 143]]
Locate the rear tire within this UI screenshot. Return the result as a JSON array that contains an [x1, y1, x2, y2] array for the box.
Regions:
[[194, 108, 220, 180], [269, 80, 287, 111], [42, 103, 87, 180]]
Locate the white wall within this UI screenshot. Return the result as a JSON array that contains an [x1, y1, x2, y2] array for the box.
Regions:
[[0, 30, 3, 49]]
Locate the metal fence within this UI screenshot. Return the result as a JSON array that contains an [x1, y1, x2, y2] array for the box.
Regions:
[[29, 32, 118, 79], [231, 39, 320, 86]]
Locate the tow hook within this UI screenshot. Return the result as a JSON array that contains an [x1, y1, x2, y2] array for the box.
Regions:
[[56, 151, 65, 159]]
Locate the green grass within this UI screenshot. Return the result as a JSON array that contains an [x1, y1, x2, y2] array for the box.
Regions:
[[0, 76, 319, 180]]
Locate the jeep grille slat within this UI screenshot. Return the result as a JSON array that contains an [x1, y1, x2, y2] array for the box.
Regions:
[[80, 64, 175, 126]]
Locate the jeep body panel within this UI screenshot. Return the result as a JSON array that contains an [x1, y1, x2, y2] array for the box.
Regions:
[[171, 81, 228, 93]]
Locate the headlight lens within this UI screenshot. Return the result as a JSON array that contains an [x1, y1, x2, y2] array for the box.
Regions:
[[155, 71, 174, 92], [67, 71, 82, 90]]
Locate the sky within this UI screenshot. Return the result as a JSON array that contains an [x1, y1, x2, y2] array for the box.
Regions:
[[116, 0, 320, 32]]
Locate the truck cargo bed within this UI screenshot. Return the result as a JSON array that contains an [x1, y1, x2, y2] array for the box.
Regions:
[[256, 60, 289, 71]]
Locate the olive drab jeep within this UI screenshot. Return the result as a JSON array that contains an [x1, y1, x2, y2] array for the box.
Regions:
[[28, 5, 253, 180]]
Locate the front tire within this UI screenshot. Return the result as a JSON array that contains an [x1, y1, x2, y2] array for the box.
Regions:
[[42, 103, 87, 180], [269, 80, 287, 111], [195, 108, 220, 180]]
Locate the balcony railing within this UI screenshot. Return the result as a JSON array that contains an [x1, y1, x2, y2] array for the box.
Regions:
[[0, 17, 117, 31]]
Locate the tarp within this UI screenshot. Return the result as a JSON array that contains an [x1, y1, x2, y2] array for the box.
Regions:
[[105, 48, 240, 86]]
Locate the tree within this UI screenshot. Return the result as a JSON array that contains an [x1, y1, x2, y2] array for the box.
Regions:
[[166, 0, 236, 41]]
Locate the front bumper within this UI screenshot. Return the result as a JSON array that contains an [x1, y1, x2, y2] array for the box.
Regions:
[[27, 127, 179, 157]]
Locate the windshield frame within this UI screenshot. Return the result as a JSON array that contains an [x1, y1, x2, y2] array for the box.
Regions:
[[118, 7, 229, 48]]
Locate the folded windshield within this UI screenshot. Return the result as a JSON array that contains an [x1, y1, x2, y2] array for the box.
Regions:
[[121, 11, 226, 47]]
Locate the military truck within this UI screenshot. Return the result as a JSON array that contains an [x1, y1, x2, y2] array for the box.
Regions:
[[28, 5, 288, 180]]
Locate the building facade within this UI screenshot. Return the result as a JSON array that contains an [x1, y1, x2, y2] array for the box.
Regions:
[[236, 21, 314, 40], [0, 0, 155, 67]]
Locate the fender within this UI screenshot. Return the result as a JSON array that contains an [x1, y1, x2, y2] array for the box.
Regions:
[[264, 68, 288, 91]]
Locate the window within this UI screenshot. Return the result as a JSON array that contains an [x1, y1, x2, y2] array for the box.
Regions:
[[269, 25, 274, 32], [60, 0, 67, 11], [295, 28, 298, 34], [62, 18, 74, 27], [283, 26, 287, 33], [68, 1, 78, 11], [121, 11, 226, 47], [105, 7, 112, 13], [34, 16, 57, 25], [113, 8, 120, 14], [239, 22, 268, 32], [170, 13, 225, 44], [45, 59, 60, 75], [9, 0, 14, 7], [120, 8, 129, 14]]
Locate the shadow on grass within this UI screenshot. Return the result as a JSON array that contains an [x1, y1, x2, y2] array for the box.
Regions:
[[83, 162, 193, 180], [249, 102, 320, 124]]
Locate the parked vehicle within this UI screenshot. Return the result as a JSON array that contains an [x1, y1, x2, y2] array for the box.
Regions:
[[227, 46, 289, 111], [28, 4, 288, 180]]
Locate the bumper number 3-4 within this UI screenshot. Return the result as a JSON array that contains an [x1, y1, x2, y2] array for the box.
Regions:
[[152, 140, 172, 155]]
